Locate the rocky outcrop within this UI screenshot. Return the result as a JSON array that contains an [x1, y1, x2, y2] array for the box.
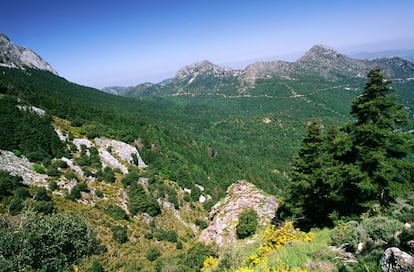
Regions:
[[381, 247, 414, 272], [0, 150, 48, 186], [199, 180, 278, 247], [94, 138, 147, 171], [0, 33, 57, 74]]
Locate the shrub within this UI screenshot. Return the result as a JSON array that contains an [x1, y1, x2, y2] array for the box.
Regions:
[[183, 242, 215, 271], [153, 229, 178, 243], [176, 240, 183, 250], [362, 216, 403, 245], [144, 232, 153, 240], [33, 187, 51, 201], [13, 186, 30, 200], [33, 163, 46, 174], [69, 182, 89, 200], [106, 204, 128, 221], [127, 183, 160, 216], [95, 189, 104, 198], [146, 246, 161, 261], [236, 208, 258, 239], [111, 225, 128, 244], [48, 180, 58, 191], [0, 211, 102, 271], [46, 165, 60, 177], [88, 259, 104, 272], [121, 169, 140, 187], [330, 221, 367, 252], [195, 219, 208, 230], [399, 227, 414, 254], [54, 159, 68, 169], [34, 201, 55, 215], [0, 170, 22, 199]]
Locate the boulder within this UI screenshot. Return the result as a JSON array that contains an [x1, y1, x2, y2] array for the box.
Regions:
[[381, 247, 414, 272]]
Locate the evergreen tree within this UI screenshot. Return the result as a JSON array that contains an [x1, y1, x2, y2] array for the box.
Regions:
[[284, 120, 343, 228], [344, 68, 413, 208]]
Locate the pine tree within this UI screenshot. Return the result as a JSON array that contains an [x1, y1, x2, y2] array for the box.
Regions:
[[344, 68, 413, 208], [284, 120, 342, 228]]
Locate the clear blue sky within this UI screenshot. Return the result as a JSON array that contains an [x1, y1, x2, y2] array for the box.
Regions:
[[1, 0, 413, 88]]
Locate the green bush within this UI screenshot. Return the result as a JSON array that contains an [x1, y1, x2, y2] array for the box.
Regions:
[[127, 183, 160, 216], [106, 204, 128, 220], [362, 216, 403, 245], [48, 180, 58, 191], [98, 167, 117, 183], [34, 201, 55, 215], [69, 181, 89, 200], [181, 242, 215, 270], [13, 186, 30, 199], [236, 208, 258, 239], [0, 211, 102, 271], [88, 259, 105, 272], [33, 187, 51, 201], [153, 229, 178, 243], [95, 189, 104, 198], [111, 225, 128, 244], [195, 219, 208, 230], [121, 169, 140, 187], [146, 246, 161, 261], [33, 163, 46, 174], [330, 221, 367, 252], [0, 170, 22, 199]]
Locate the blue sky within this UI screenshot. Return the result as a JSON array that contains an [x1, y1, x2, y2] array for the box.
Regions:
[[1, 0, 414, 88]]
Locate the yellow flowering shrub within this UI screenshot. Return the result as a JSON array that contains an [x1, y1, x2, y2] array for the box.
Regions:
[[243, 221, 313, 271], [263, 221, 314, 249], [201, 256, 218, 271]]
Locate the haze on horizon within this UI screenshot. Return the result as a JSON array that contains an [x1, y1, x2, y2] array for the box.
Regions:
[[1, 0, 413, 88]]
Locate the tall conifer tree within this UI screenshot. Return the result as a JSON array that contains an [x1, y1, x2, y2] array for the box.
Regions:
[[345, 68, 413, 207]]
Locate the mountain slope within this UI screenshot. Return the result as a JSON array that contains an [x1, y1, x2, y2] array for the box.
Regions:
[[0, 33, 57, 74]]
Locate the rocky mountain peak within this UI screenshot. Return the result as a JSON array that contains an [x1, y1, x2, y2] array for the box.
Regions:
[[0, 32, 57, 75], [298, 44, 346, 63], [176, 60, 234, 79]]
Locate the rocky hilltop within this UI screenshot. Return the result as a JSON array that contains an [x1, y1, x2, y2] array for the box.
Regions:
[[0, 33, 57, 74]]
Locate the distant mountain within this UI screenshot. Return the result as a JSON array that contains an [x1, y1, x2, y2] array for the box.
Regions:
[[351, 49, 414, 62], [106, 44, 414, 97], [0, 33, 57, 74]]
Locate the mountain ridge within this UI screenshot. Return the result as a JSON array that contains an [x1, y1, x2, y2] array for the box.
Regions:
[[106, 44, 414, 97]]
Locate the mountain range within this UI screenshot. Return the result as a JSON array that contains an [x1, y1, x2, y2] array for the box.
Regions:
[[102, 44, 414, 98]]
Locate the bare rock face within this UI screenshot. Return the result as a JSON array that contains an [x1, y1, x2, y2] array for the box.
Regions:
[[199, 180, 278, 247], [0, 33, 57, 74], [381, 247, 414, 272]]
